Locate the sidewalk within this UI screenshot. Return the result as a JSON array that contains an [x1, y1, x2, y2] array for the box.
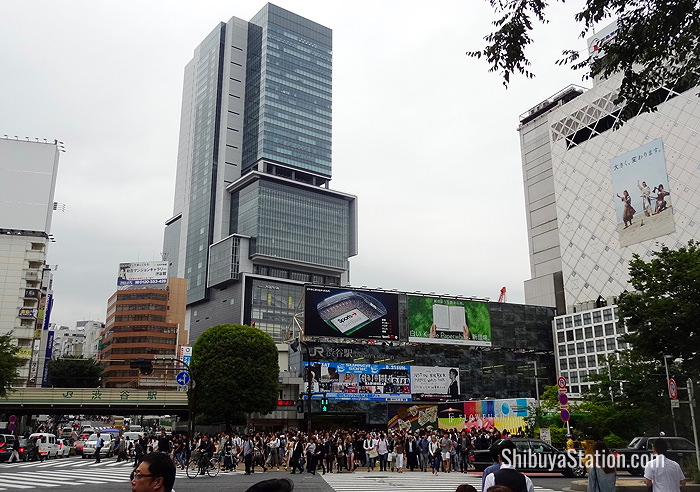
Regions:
[[570, 479, 699, 492]]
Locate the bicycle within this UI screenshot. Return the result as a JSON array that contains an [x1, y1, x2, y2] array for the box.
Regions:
[[185, 452, 221, 478]]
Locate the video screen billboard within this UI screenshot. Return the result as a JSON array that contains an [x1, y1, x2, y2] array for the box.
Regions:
[[610, 138, 675, 247], [388, 403, 438, 432], [117, 261, 168, 286], [304, 361, 411, 401], [410, 366, 460, 399], [304, 286, 399, 340], [437, 398, 532, 432], [407, 295, 491, 346]]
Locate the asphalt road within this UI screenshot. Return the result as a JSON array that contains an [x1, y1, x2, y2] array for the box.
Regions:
[[0, 455, 643, 492]]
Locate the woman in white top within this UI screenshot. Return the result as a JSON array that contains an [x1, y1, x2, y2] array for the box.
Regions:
[[364, 433, 376, 471], [428, 435, 441, 475]]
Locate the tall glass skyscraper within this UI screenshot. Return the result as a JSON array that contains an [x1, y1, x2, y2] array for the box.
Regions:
[[163, 4, 357, 345]]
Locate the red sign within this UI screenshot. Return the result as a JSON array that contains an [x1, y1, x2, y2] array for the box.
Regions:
[[560, 409, 570, 422], [669, 378, 678, 399], [558, 393, 569, 406], [557, 376, 568, 389], [278, 400, 296, 406]]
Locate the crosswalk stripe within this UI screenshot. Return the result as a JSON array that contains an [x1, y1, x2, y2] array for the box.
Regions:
[[321, 471, 562, 492]]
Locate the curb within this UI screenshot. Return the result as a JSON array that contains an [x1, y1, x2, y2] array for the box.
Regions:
[[570, 480, 700, 492]]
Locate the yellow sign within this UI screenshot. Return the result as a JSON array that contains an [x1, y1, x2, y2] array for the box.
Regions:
[[17, 348, 32, 358]]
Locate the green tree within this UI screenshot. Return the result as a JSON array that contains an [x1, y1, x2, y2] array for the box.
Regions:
[[619, 240, 700, 376], [0, 332, 21, 397], [467, 0, 700, 125], [46, 356, 104, 387], [579, 351, 660, 438], [191, 324, 279, 428]]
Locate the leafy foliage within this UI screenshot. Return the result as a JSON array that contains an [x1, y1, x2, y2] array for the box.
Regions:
[[619, 240, 700, 376], [468, 0, 700, 126], [191, 324, 279, 427], [46, 356, 104, 388], [0, 332, 21, 397]]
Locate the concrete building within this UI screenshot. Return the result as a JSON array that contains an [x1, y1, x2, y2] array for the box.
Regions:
[[100, 277, 187, 388], [0, 137, 61, 385], [76, 320, 105, 359], [518, 24, 700, 396]]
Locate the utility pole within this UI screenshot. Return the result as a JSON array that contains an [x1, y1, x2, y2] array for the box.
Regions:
[[683, 378, 700, 473]]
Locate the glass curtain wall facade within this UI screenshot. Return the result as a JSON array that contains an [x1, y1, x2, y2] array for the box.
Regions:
[[164, 4, 357, 353], [183, 26, 226, 303], [243, 4, 332, 176], [233, 179, 350, 269]]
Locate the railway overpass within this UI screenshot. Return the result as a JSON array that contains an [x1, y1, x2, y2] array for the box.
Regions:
[[0, 387, 189, 417]]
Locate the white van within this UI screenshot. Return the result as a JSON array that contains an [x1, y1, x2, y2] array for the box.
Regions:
[[28, 433, 59, 459]]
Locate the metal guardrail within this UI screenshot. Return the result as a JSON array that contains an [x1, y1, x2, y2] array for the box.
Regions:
[[0, 387, 188, 407]]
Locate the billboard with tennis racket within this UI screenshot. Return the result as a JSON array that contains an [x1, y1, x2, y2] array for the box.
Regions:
[[304, 286, 399, 340]]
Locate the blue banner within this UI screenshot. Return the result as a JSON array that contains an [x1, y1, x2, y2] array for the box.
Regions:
[[303, 361, 411, 402]]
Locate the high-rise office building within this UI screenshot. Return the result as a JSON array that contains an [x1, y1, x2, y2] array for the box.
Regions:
[[0, 137, 61, 385], [163, 4, 357, 348], [518, 22, 700, 396]]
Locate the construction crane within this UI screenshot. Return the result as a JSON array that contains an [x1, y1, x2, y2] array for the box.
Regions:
[[498, 286, 507, 303]]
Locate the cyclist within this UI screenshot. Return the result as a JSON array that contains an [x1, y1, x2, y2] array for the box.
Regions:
[[196, 434, 214, 475]]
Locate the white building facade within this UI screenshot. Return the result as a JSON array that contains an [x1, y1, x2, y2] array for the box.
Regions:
[[520, 62, 700, 396], [0, 138, 61, 385]]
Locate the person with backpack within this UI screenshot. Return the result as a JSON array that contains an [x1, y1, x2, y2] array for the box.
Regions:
[[482, 440, 534, 492]]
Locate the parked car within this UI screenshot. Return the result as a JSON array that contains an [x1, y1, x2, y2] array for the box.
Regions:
[[57, 439, 71, 458], [0, 434, 16, 462], [614, 436, 697, 476], [82, 434, 114, 459], [471, 438, 586, 477]]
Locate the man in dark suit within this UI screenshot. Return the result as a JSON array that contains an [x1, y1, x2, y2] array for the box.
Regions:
[[289, 435, 304, 474]]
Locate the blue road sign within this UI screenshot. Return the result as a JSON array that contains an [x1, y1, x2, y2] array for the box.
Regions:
[[176, 371, 190, 386]]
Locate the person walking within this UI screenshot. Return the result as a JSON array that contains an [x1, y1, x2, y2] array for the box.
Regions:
[[94, 432, 104, 463], [587, 441, 616, 492], [394, 434, 405, 473], [8, 436, 20, 463], [644, 438, 686, 492], [483, 440, 534, 492]]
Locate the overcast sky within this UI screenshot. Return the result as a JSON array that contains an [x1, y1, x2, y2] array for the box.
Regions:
[[1, 1, 596, 328]]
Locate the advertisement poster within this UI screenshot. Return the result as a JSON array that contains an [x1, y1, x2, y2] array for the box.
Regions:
[[117, 261, 168, 286], [407, 295, 491, 346], [388, 403, 438, 432], [410, 366, 460, 399], [610, 138, 675, 247], [304, 286, 399, 340], [461, 398, 533, 434], [303, 361, 411, 401], [438, 402, 466, 430]]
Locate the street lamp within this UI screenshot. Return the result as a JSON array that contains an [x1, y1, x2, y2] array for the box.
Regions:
[[530, 361, 540, 403]]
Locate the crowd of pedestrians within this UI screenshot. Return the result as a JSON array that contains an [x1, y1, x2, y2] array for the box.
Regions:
[[141, 425, 517, 477]]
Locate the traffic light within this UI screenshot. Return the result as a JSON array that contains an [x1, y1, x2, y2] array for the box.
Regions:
[[130, 358, 154, 375], [320, 397, 329, 412]]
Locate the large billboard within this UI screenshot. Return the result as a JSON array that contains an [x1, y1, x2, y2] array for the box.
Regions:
[[304, 361, 411, 401], [438, 399, 533, 433], [0, 139, 59, 232], [388, 403, 438, 432], [407, 295, 491, 346], [117, 261, 168, 286], [304, 286, 399, 340], [610, 138, 675, 247], [410, 366, 460, 400]]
